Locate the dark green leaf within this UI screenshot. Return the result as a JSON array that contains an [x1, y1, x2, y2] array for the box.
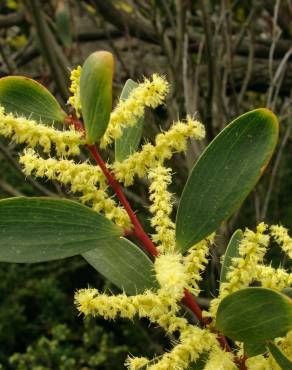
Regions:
[[176, 109, 279, 252], [80, 51, 114, 144], [0, 76, 67, 124], [268, 341, 292, 370], [220, 229, 243, 284], [83, 237, 158, 295], [115, 79, 144, 161], [244, 341, 267, 357], [0, 197, 122, 263], [216, 287, 292, 343]]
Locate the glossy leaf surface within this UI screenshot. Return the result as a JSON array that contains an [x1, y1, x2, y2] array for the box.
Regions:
[[0, 76, 66, 124], [0, 197, 122, 263], [80, 51, 114, 143], [216, 287, 292, 343], [244, 341, 267, 357], [220, 229, 243, 284], [83, 237, 158, 295], [176, 109, 278, 252]]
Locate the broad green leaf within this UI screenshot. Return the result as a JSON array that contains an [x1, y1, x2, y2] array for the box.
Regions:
[[244, 341, 267, 357], [216, 287, 292, 343], [176, 109, 279, 252], [0, 76, 66, 124], [55, 1, 72, 48], [268, 341, 292, 370], [115, 79, 144, 161], [0, 197, 122, 263], [80, 51, 114, 144], [83, 237, 158, 295], [220, 229, 243, 284]]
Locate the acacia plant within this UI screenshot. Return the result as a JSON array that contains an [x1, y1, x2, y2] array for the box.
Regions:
[[0, 51, 291, 370]]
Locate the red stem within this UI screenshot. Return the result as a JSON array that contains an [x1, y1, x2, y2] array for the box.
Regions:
[[68, 116, 245, 367], [182, 289, 204, 322], [87, 144, 158, 257]]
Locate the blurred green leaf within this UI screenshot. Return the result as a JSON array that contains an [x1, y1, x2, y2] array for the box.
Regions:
[[0, 197, 122, 263], [283, 288, 292, 299], [220, 229, 243, 284], [176, 109, 279, 252], [115, 79, 144, 161], [83, 237, 158, 295], [55, 1, 72, 48], [216, 287, 292, 343], [0, 76, 67, 124], [268, 341, 292, 369], [80, 51, 114, 144], [244, 341, 267, 357]]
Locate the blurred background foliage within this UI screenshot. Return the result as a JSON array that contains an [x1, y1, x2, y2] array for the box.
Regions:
[[0, 0, 291, 368]]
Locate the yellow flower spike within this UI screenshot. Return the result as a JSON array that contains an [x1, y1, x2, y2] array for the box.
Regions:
[[148, 326, 219, 370], [154, 254, 187, 300], [19, 149, 131, 229], [75, 286, 185, 333], [148, 165, 176, 253], [74, 288, 99, 316], [276, 330, 292, 363], [209, 222, 270, 318], [255, 265, 292, 291], [100, 74, 169, 148], [75, 289, 138, 320], [246, 355, 270, 370], [204, 346, 237, 370], [184, 234, 214, 295], [75, 283, 232, 369], [125, 356, 149, 370], [270, 224, 292, 259], [0, 107, 83, 156], [75, 288, 162, 321], [68, 66, 82, 117], [113, 116, 205, 186]]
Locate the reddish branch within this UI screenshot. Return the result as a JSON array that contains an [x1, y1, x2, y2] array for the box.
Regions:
[[68, 116, 246, 368], [87, 145, 158, 257]]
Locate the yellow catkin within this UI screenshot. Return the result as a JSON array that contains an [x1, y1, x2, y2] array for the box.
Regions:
[[277, 330, 292, 362], [100, 74, 169, 148], [184, 235, 214, 295], [270, 224, 292, 259], [75, 284, 193, 335], [68, 66, 82, 117], [255, 265, 292, 291], [19, 149, 131, 229], [246, 356, 271, 370], [154, 254, 187, 300], [147, 327, 219, 370], [75, 285, 233, 370], [113, 116, 205, 186], [0, 107, 82, 156], [209, 223, 269, 318], [125, 356, 149, 370], [148, 165, 176, 253], [75, 288, 182, 330], [203, 346, 237, 370]]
